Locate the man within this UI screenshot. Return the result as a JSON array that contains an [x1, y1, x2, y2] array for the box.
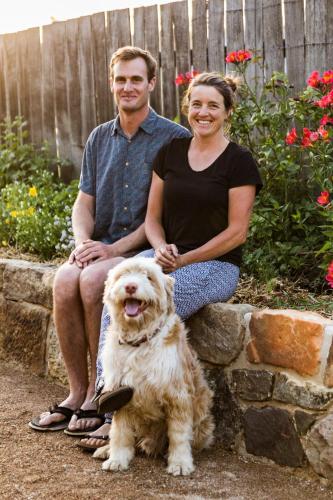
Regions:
[[29, 46, 190, 435]]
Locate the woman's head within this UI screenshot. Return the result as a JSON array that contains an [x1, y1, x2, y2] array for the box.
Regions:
[[182, 72, 240, 136]]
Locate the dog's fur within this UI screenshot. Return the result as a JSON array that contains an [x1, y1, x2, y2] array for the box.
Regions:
[[93, 257, 214, 476]]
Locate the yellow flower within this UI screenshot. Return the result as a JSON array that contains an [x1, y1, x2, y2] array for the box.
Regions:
[[1, 240, 8, 246], [29, 186, 37, 197], [27, 207, 35, 215], [5, 219, 10, 224], [10, 210, 18, 218]]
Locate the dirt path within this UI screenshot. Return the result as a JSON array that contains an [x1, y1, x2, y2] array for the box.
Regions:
[[0, 362, 332, 500]]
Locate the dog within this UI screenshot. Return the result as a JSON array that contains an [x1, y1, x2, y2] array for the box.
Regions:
[[93, 257, 215, 476]]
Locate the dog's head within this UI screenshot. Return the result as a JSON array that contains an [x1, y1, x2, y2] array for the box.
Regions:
[[103, 257, 175, 341]]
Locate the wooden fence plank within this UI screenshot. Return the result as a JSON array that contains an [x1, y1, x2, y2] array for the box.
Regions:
[[133, 7, 145, 48], [143, 5, 161, 114], [328, 3, 333, 69], [26, 28, 43, 144], [91, 12, 110, 125], [284, 0, 305, 92], [107, 8, 131, 118], [3, 33, 19, 120], [64, 18, 82, 170], [173, 0, 190, 123], [208, 0, 225, 73], [52, 21, 71, 162], [192, 0, 207, 72], [262, 0, 284, 80], [305, 0, 327, 76], [160, 3, 177, 119], [15, 30, 29, 128], [0, 36, 7, 123], [41, 24, 56, 155], [244, 0, 264, 92], [226, 0, 244, 55], [79, 16, 97, 149]]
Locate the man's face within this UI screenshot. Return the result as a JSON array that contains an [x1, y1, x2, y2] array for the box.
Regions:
[[110, 57, 156, 113]]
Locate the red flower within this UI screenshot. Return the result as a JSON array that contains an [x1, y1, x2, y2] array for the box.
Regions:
[[285, 128, 297, 145], [320, 114, 333, 126], [315, 89, 333, 108], [325, 261, 333, 289], [318, 125, 329, 140], [309, 131, 319, 142], [307, 71, 321, 88], [175, 73, 186, 86], [321, 70, 333, 85], [317, 191, 330, 205], [301, 127, 313, 147], [226, 50, 252, 64]]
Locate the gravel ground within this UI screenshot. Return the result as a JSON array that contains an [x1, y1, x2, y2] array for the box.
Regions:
[[1, 361, 332, 500]]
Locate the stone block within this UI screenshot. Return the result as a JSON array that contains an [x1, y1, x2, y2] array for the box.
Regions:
[[1, 259, 56, 309], [231, 369, 274, 401], [244, 406, 305, 467], [0, 298, 49, 375], [324, 326, 333, 387], [273, 373, 333, 410], [247, 309, 331, 376], [46, 318, 68, 385], [305, 413, 333, 481], [294, 410, 318, 435], [188, 303, 254, 365], [0, 261, 6, 292], [205, 367, 243, 449]]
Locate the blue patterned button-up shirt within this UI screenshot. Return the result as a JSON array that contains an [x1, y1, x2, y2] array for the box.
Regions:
[[79, 108, 191, 245]]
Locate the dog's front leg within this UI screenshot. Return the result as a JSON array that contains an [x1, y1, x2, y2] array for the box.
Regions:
[[166, 400, 195, 476], [101, 412, 135, 472]]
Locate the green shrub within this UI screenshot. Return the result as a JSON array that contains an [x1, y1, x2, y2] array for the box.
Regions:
[[0, 118, 78, 259], [227, 56, 333, 288]]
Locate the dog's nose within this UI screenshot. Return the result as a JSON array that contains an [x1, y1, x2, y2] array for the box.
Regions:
[[125, 283, 137, 295]]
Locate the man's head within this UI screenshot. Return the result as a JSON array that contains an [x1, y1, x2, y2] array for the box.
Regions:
[[110, 46, 157, 113]]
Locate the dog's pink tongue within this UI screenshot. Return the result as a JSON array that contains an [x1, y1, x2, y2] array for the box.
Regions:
[[125, 298, 141, 316]]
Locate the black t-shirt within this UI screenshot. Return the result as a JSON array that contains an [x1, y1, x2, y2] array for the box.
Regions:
[[153, 137, 262, 267]]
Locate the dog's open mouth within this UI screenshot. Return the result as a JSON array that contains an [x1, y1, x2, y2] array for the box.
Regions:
[[124, 298, 147, 317]]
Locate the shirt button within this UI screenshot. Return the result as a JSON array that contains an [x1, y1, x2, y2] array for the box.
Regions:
[[124, 206, 127, 211], [125, 161, 129, 166], [128, 139, 131, 143], [125, 184, 129, 188], [123, 227, 127, 231]]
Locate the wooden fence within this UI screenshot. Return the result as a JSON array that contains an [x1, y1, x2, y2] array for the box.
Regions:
[[0, 0, 332, 174]]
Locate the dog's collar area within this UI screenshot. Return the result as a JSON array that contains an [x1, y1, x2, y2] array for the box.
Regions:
[[119, 325, 161, 347]]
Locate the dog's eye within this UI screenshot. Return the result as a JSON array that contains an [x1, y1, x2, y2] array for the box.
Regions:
[[147, 275, 153, 281]]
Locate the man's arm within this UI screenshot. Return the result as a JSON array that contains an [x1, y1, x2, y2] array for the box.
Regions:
[[68, 191, 95, 267]]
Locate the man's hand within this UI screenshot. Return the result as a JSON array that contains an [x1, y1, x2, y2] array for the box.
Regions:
[[69, 240, 115, 268]]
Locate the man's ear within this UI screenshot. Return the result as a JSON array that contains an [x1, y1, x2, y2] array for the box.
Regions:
[[148, 76, 156, 93], [110, 77, 114, 94]]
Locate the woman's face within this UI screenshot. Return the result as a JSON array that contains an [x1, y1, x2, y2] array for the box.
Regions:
[[188, 85, 230, 139]]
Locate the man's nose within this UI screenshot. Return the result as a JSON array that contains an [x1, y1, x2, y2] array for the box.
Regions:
[[123, 80, 132, 91]]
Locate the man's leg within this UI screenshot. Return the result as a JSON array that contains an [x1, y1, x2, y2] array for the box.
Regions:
[[36, 262, 87, 426], [66, 257, 124, 432]]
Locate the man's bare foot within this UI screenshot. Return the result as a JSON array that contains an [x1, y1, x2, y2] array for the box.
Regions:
[[78, 422, 111, 450], [35, 392, 85, 427], [66, 399, 104, 433]]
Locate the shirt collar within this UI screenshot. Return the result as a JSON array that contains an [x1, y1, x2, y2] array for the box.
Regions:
[[110, 108, 157, 137]]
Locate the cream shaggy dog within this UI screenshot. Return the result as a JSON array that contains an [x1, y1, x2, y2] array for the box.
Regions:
[[93, 257, 215, 476]]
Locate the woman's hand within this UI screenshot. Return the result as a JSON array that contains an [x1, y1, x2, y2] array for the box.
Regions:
[[154, 243, 179, 272]]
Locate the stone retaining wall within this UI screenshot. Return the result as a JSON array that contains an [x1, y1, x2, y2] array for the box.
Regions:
[[1, 258, 333, 483]]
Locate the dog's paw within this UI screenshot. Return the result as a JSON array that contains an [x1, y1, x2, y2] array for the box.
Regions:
[[92, 444, 110, 460], [167, 461, 195, 476], [102, 458, 130, 472]]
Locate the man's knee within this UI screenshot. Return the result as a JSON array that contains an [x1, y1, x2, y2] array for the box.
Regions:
[[53, 262, 81, 304], [80, 257, 123, 306]]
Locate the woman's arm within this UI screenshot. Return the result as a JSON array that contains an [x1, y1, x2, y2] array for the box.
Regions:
[[169, 184, 256, 271], [145, 173, 178, 268]]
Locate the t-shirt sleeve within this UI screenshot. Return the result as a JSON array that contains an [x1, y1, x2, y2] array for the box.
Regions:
[[229, 150, 263, 195], [78, 131, 96, 196], [152, 142, 169, 180]]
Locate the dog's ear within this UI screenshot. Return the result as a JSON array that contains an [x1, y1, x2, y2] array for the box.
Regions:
[[103, 269, 115, 306], [165, 275, 175, 314]]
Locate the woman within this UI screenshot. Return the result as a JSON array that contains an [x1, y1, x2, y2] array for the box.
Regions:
[[79, 72, 262, 450]]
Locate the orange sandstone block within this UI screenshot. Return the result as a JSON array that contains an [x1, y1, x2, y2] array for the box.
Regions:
[[247, 309, 328, 376]]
